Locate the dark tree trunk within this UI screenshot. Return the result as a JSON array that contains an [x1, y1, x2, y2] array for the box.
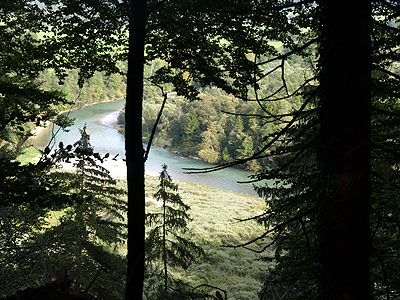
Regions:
[[125, 0, 147, 299], [318, 1, 371, 300]]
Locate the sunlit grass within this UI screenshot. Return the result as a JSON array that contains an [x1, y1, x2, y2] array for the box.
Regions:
[[144, 175, 272, 299], [15, 146, 41, 165], [39, 172, 270, 299]]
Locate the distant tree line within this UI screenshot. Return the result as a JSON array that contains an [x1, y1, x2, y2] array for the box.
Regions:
[[38, 67, 127, 111]]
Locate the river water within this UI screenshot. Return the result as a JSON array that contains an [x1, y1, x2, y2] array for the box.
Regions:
[[30, 100, 260, 196]]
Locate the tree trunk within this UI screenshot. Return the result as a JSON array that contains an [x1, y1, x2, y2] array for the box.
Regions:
[[318, 1, 371, 300], [163, 196, 168, 292], [125, 0, 147, 299]]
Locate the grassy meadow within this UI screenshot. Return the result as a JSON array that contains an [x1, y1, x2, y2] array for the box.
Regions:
[[143, 175, 272, 300]]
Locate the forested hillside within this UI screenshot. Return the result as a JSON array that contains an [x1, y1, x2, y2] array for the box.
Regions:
[[38, 67, 126, 111], [39, 49, 309, 173], [118, 54, 309, 171]]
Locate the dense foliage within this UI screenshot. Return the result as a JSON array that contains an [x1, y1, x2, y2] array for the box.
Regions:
[[0, 127, 128, 299], [38, 68, 127, 111], [145, 164, 204, 299]]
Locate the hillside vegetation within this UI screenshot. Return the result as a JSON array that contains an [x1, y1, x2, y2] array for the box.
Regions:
[[143, 175, 271, 299], [117, 55, 310, 172]]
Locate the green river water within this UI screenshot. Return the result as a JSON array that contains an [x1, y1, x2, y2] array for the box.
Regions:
[[30, 100, 261, 196]]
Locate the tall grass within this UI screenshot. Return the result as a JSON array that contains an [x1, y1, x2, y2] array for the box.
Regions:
[[144, 175, 272, 299]]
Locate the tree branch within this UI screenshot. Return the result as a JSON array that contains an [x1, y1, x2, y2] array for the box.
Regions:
[[256, 38, 318, 66], [144, 84, 168, 162], [183, 89, 317, 174], [373, 64, 400, 81], [222, 207, 316, 249]]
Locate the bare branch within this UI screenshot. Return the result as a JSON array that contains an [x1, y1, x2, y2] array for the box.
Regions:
[[222, 207, 316, 249], [256, 38, 319, 66], [373, 64, 400, 81], [144, 84, 168, 162], [193, 284, 228, 300], [242, 230, 282, 253]]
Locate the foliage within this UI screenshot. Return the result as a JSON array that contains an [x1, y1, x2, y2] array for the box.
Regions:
[[0, 127, 128, 299], [38, 69, 127, 111], [144, 175, 270, 300], [216, 1, 400, 300], [17, 2, 308, 298], [51, 126, 127, 299], [145, 164, 204, 299]]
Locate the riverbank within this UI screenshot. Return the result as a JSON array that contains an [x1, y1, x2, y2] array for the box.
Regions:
[[27, 99, 260, 196], [28, 98, 125, 144]]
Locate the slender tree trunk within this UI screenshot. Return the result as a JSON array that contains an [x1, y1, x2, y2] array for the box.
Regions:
[[125, 0, 147, 299], [163, 196, 168, 292], [318, 1, 371, 300]]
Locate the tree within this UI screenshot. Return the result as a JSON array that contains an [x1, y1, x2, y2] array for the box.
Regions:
[[0, 6, 79, 295], [145, 164, 203, 299], [0, 125, 128, 299], [209, 1, 400, 300], [177, 1, 396, 300], [198, 122, 221, 164], [50, 126, 127, 299], [317, 2, 371, 299], [183, 108, 201, 152]]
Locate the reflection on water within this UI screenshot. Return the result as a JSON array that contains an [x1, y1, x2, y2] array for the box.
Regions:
[[30, 100, 261, 196]]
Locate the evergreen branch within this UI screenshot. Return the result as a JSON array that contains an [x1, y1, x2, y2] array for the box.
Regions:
[[83, 267, 103, 294], [375, 0, 400, 13], [372, 247, 391, 300], [299, 217, 311, 257], [373, 19, 400, 34], [372, 106, 400, 118]]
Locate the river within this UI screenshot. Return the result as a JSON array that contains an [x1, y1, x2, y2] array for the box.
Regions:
[[30, 100, 260, 196]]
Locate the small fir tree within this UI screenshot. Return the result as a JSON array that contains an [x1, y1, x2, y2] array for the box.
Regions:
[[44, 125, 127, 299], [145, 164, 204, 299]]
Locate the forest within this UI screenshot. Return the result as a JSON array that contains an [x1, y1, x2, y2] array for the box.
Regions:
[[1, 1, 400, 300]]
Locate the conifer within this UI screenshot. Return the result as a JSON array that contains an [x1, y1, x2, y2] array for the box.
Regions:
[[145, 164, 203, 299]]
